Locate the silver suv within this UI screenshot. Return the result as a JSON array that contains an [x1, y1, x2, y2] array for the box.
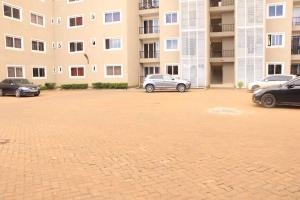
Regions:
[[143, 74, 191, 93]]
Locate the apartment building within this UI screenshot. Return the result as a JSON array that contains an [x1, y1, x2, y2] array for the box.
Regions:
[[0, 0, 299, 88]]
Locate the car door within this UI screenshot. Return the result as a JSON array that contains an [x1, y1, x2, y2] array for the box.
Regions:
[[151, 75, 164, 89], [162, 75, 177, 89], [0, 79, 11, 94], [280, 79, 300, 104]]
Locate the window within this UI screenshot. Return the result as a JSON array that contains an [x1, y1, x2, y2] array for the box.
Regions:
[[267, 63, 283, 75], [3, 3, 22, 21], [144, 66, 159, 77], [291, 64, 300, 76], [69, 41, 84, 53], [165, 12, 178, 24], [30, 12, 44, 27], [293, 79, 300, 86], [268, 3, 285, 18], [166, 64, 179, 75], [105, 65, 122, 77], [104, 11, 121, 23], [69, 66, 85, 78], [68, 16, 83, 28], [7, 66, 24, 78], [267, 33, 284, 48], [5, 35, 23, 50], [32, 40, 45, 52], [104, 38, 121, 50], [32, 67, 46, 78], [149, 75, 163, 80], [165, 39, 178, 51]]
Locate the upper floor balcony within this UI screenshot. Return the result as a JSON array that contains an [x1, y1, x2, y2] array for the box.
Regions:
[[293, 17, 300, 31], [210, 23, 235, 37], [210, 0, 234, 13], [139, 26, 160, 39], [210, 49, 235, 63], [139, 0, 159, 16], [140, 50, 160, 63]]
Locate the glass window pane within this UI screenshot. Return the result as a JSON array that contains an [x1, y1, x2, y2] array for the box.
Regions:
[[39, 68, 45, 77], [69, 18, 76, 26], [172, 13, 177, 23], [7, 67, 15, 78], [33, 68, 39, 77], [38, 42, 44, 51], [14, 38, 22, 48], [6, 37, 13, 47], [113, 12, 120, 22], [76, 17, 82, 25], [166, 14, 172, 23], [77, 67, 84, 76], [4, 5, 12, 17], [106, 66, 114, 75], [173, 65, 178, 75], [71, 68, 77, 76], [276, 5, 283, 16], [105, 13, 112, 22], [70, 43, 75, 52], [38, 16, 44, 25], [268, 65, 275, 75], [12, 8, 20, 19], [275, 64, 282, 74], [114, 66, 121, 75], [77, 42, 83, 51], [167, 66, 172, 75], [32, 41, 38, 50], [31, 13, 37, 23], [15, 67, 23, 77], [269, 6, 276, 17]]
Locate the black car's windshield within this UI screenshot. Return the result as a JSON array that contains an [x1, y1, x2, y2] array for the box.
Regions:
[[13, 79, 31, 84]]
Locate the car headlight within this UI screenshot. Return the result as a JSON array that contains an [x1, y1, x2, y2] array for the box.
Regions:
[[19, 87, 30, 91], [254, 89, 262, 95]]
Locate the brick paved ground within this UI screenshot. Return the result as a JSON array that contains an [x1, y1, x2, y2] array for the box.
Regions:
[[0, 89, 300, 200]]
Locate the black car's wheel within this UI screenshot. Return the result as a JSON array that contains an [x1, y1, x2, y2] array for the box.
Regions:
[[34, 93, 40, 97], [261, 93, 276, 108], [145, 84, 155, 93], [15, 90, 21, 97], [177, 84, 186, 93]]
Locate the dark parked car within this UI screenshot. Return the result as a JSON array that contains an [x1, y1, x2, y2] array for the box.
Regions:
[[0, 79, 40, 97], [253, 77, 300, 108]]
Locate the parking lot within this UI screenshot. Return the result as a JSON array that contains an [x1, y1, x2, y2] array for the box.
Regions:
[[0, 89, 299, 200]]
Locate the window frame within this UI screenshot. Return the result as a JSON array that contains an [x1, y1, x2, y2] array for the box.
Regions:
[[68, 40, 84, 53], [32, 66, 47, 79], [165, 38, 179, 51], [6, 65, 25, 78], [31, 39, 46, 53], [267, 33, 285, 48], [267, 2, 286, 19], [104, 64, 123, 78], [103, 10, 122, 24], [266, 62, 285, 75], [67, 15, 84, 29], [30, 11, 45, 28], [165, 11, 178, 25], [69, 65, 85, 78], [166, 63, 179, 76], [2, 2, 22, 22], [4, 34, 24, 51], [104, 37, 122, 51]]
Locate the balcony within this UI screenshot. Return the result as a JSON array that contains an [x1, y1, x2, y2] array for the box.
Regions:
[[210, 0, 234, 13], [293, 17, 300, 31], [140, 51, 160, 63], [291, 47, 300, 61], [139, 1, 159, 16], [139, 26, 160, 39], [210, 24, 235, 37], [210, 49, 234, 63]]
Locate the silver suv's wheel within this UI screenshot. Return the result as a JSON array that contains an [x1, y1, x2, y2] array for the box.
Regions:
[[177, 84, 186, 93], [261, 93, 276, 108], [15, 90, 21, 97], [145, 84, 154, 93]]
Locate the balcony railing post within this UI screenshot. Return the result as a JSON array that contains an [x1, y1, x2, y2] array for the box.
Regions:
[[211, 23, 234, 32], [210, 0, 234, 7], [140, 51, 160, 59], [211, 50, 234, 58], [139, 26, 160, 34]]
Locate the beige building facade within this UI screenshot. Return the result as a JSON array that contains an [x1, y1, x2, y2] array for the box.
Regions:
[[0, 0, 299, 88]]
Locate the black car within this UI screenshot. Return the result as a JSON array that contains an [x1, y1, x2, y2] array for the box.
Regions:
[[253, 77, 300, 108], [0, 79, 40, 97]]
